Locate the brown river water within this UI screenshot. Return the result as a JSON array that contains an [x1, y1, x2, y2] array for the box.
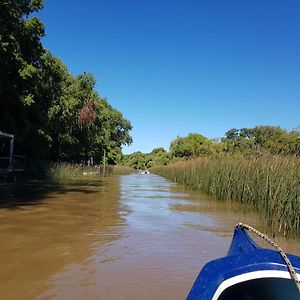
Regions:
[[0, 173, 299, 300]]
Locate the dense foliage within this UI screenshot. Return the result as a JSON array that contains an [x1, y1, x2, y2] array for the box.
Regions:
[[123, 126, 300, 169], [170, 133, 213, 157], [122, 147, 171, 169], [222, 126, 300, 155], [0, 0, 132, 165]]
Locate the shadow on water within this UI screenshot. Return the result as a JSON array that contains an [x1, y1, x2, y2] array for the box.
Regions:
[[0, 175, 126, 300], [0, 179, 103, 209]]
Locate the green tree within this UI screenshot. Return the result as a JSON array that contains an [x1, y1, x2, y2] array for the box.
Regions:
[[0, 1, 133, 166], [47, 70, 132, 163], [0, 0, 45, 154], [252, 126, 300, 155], [221, 126, 300, 155], [225, 128, 239, 140], [170, 133, 212, 158], [150, 148, 171, 165], [122, 151, 151, 169]]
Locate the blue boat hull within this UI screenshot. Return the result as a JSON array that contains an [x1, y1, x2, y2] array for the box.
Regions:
[[187, 227, 300, 299]]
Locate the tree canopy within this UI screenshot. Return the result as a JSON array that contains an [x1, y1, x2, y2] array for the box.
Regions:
[[122, 126, 300, 169], [170, 133, 213, 158], [222, 126, 300, 155], [122, 148, 171, 169], [0, 1, 132, 165]]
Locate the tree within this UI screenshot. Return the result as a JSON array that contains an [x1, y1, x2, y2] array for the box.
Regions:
[[225, 128, 239, 140], [47, 70, 132, 163], [122, 151, 150, 169], [170, 133, 212, 158], [151, 147, 166, 154], [221, 126, 300, 155], [0, 1, 133, 165], [0, 0, 45, 154], [251, 126, 300, 155]]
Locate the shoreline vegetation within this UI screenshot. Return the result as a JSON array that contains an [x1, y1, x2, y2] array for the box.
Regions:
[[2, 0, 300, 240], [122, 127, 300, 238], [152, 155, 300, 238], [47, 162, 134, 179], [0, 1, 133, 168]]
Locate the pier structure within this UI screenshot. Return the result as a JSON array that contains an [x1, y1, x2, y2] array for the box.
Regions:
[[0, 131, 26, 181]]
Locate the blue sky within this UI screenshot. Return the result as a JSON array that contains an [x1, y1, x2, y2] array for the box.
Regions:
[[39, 0, 300, 154]]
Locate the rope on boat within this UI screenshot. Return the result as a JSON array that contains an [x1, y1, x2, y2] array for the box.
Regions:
[[236, 222, 300, 293]]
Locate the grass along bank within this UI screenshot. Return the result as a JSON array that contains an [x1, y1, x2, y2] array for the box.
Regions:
[[47, 162, 134, 179], [152, 155, 300, 237]]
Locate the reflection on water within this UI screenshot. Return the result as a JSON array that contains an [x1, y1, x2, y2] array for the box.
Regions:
[[0, 177, 125, 300], [0, 174, 299, 300]]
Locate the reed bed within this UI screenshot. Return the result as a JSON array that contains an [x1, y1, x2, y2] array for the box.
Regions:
[[152, 155, 300, 237], [47, 162, 134, 179]]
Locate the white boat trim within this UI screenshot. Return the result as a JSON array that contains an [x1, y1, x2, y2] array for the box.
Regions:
[[212, 270, 300, 300]]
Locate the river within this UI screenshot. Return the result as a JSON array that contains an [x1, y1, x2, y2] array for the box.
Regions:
[[0, 173, 299, 299]]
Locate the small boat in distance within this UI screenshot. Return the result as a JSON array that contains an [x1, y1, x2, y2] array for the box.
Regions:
[[140, 170, 150, 175], [187, 223, 300, 300]]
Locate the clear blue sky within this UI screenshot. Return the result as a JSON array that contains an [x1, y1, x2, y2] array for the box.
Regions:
[[39, 0, 300, 154]]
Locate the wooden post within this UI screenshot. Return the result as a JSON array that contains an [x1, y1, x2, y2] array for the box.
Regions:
[[102, 149, 106, 174], [9, 135, 14, 169], [0, 131, 14, 170]]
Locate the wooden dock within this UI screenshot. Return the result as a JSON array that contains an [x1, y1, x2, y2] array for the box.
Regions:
[[0, 131, 26, 181]]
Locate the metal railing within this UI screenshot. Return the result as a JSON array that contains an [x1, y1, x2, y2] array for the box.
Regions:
[[0, 155, 26, 172]]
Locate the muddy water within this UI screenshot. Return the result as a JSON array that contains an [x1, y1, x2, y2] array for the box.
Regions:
[[0, 174, 299, 300]]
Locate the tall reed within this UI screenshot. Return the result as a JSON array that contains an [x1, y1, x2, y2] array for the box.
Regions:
[[152, 155, 300, 237], [47, 162, 134, 179]]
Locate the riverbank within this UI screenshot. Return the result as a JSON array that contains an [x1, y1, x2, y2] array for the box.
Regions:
[[47, 162, 134, 179], [152, 155, 300, 237]]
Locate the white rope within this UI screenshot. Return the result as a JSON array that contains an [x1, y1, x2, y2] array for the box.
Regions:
[[235, 223, 300, 293]]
